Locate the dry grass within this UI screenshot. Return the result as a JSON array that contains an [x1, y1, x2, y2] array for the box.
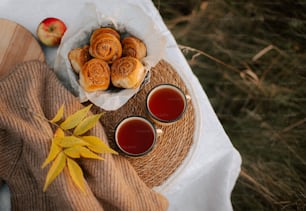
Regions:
[[153, 0, 306, 210]]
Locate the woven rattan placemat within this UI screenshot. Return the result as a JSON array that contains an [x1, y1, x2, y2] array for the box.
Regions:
[[94, 60, 195, 188]]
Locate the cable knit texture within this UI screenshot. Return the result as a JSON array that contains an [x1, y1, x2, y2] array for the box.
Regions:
[[0, 60, 168, 211]]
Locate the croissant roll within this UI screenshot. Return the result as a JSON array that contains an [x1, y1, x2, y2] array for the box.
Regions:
[[121, 36, 147, 60], [89, 33, 122, 63], [90, 27, 120, 43], [79, 58, 111, 92], [111, 56, 145, 89], [68, 45, 91, 73]]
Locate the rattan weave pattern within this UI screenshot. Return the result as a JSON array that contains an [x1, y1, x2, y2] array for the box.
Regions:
[[95, 60, 195, 188]]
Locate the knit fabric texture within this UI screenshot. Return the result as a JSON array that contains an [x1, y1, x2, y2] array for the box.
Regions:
[[0, 60, 168, 211]]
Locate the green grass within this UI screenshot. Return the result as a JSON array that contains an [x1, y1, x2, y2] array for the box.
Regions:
[[152, 0, 306, 210]]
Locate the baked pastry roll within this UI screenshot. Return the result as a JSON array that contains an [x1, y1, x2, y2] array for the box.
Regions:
[[68, 45, 91, 73], [89, 33, 122, 63], [90, 27, 120, 43], [111, 56, 145, 89], [79, 58, 111, 92], [121, 36, 147, 60]]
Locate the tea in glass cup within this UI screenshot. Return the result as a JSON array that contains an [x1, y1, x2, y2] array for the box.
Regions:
[[114, 116, 158, 156], [146, 84, 189, 125]]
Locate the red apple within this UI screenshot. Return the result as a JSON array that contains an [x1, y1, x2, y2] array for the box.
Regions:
[[36, 17, 67, 46]]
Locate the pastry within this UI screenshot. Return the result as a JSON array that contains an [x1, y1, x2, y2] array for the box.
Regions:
[[89, 33, 122, 63], [68, 45, 91, 73], [79, 58, 111, 92], [90, 27, 120, 43], [121, 36, 147, 60], [111, 56, 145, 89]]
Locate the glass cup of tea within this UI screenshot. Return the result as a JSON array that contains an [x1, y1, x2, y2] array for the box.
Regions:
[[114, 116, 162, 157], [146, 84, 190, 125]]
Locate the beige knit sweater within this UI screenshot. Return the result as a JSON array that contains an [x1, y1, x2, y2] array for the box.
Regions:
[[0, 61, 168, 211]]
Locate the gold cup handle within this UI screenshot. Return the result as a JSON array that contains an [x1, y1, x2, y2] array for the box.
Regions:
[[156, 128, 163, 136], [186, 94, 191, 101]]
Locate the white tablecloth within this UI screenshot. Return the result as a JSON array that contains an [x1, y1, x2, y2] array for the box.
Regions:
[[0, 0, 241, 210]]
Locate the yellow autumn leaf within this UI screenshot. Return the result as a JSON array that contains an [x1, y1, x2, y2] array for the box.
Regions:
[[55, 136, 90, 148], [60, 104, 92, 130], [73, 113, 103, 136], [79, 146, 104, 160], [54, 127, 65, 137], [81, 136, 118, 154], [50, 104, 64, 123], [41, 141, 62, 169], [64, 146, 81, 158], [43, 152, 66, 192], [41, 128, 64, 169], [67, 158, 86, 193]]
